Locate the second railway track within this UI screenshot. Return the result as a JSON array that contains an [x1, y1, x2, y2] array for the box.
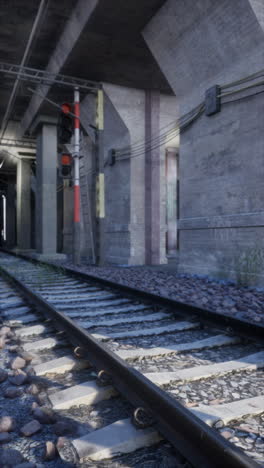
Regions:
[[0, 251, 263, 467]]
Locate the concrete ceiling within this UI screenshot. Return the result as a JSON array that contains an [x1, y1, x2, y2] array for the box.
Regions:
[[0, 0, 170, 131]]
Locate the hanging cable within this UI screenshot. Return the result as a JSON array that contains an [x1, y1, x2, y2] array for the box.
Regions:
[[113, 67, 264, 163]]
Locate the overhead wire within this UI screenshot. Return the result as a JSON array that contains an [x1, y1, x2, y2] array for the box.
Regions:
[[221, 69, 264, 90], [115, 102, 204, 161], [115, 101, 204, 158]]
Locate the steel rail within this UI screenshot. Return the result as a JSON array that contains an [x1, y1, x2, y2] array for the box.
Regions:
[[0, 254, 261, 468]]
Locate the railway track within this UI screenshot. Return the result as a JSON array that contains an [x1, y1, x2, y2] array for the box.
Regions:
[[0, 251, 263, 467]]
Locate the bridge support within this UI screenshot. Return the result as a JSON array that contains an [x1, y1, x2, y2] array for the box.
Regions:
[[32, 115, 62, 259]]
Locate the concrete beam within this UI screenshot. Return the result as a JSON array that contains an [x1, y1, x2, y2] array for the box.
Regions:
[[20, 0, 98, 135]]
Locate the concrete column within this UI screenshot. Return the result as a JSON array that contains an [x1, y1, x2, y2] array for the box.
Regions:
[[6, 180, 16, 248], [145, 90, 161, 265], [16, 159, 31, 250], [34, 116, 58, 256], [166, 148, 178, 255]]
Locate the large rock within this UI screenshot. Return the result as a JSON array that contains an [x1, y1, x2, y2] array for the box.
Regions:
[[33, 407, 56, 425], [0, 432, 12, 444], [10, 357, 26, 370], [27, 384, 40, 396], [53, 420, 74, 436], [20, 420, 42, 437], [19, 351, 34, 363], [0, 326, 11, 336], [44, 441, 57, 461], [0, 416, 16, 432], [4, 387, 23, 398], [9, 370, 28, 386], [0, 368, 8, 383], [0, 336, 6, 349]]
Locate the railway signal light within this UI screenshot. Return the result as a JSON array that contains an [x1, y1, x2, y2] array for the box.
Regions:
[[58, 102, 73, 144], [59, 153, 72, 179]]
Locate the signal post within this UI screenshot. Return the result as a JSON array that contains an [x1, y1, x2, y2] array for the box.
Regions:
[[58, 91, 81, 265], [73, 87, 81, 265]]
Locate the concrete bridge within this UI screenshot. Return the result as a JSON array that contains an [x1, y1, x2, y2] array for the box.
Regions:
[[0, 0, 263, 283]]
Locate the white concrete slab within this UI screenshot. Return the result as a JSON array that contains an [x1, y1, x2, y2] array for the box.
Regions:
[[117, 334, 240, 361], [0, 293, 15, 299], [191, 396, 264, 426], [36, 285, 99, 293], [56, 298, 130, 310], [22, 337, 61, 352], [15, 324, 49, 337], [0, 299, 25, 309], [79, 312, 169, 329], [7, 314, 38, 325], [43, 292, 115, 302], [49, 293, 118, 304], [3, 306, 31, 317], [69, 418, 162, 461], [68, 304, 149, 319], [34, 356, 90, 376], [145, 351, 264, 386], [50, 381, 118, 409], [93, 321, 199, 341]]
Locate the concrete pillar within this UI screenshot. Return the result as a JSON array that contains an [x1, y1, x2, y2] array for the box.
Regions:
[[16, 159, 31, 250], [166, 148, 178, 256], [145, 90, 161, 264], [6, 180, 16, 248], [34, 116, 58, 256]]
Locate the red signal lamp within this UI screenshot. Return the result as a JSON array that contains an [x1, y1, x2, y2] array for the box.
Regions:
[[60, 153, 72, 178], [61, 102, 72, 114]]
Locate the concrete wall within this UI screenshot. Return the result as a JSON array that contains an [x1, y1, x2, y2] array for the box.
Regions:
[[144, 0, 264, 284]]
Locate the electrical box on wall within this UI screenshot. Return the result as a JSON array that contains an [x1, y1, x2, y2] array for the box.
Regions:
[[205, 85, 221, 116]]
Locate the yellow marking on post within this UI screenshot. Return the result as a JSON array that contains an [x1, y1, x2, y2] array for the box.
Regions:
[[96, 173, 105, 218], [96, 89, 104, 130]]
